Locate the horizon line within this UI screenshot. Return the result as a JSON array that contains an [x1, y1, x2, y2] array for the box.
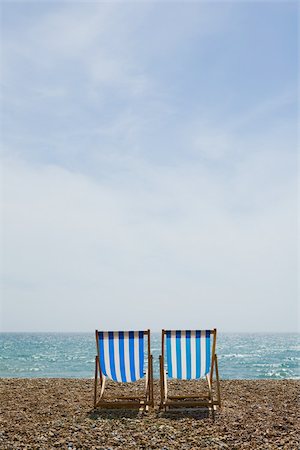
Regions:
[[0, 330, 299, 334]]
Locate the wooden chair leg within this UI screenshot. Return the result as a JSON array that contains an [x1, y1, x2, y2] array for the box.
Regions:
[[215, 355, 221, 407], [94, 355, 98, 408], [145, 366, 151, 403], [163, 369, 168, 409], [144, 355, 154, 410], [150, 355, 154, 407], [206, 374, 215, 421], [99, 375, 106, 401], [159, 355, 164, 409]]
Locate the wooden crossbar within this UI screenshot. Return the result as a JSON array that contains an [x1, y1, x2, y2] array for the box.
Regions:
[[95, 401, 143, 409], [164, 400, 217, 407], [168, 394, 210, 399]]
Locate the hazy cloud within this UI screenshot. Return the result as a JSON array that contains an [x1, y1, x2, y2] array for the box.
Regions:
[[1, 1, 298, 331]]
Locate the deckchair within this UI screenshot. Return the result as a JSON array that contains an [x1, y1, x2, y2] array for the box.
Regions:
[[159, 328, 221, 417], [94, 330, 154, 411]]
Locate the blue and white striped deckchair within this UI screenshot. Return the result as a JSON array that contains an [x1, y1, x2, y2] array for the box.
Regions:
[[159, 329, 221, 415], [94, 330, 153, 410]]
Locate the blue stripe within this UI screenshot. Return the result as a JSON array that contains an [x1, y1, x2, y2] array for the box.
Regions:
[[129, 331, 136, 382], [176, 330, 182, 379], [108, 332, 117, 381], [166, 331, 172, 377], [98, 332, 107, 377], [205, 330, 211, 374], [119, 332, 126, 382], [196, 330, 201, 378], [186, 330, 191, 380], [138, 331, 144, 377]]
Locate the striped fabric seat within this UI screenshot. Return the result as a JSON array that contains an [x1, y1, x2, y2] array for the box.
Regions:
[[97, 331, 145, 382], [166, 330, 211, 380]]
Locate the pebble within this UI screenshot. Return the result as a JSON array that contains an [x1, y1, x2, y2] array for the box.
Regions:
[[0, 378, 299, 449]]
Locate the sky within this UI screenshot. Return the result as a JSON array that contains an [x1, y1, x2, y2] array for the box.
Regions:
[[0, 1, 298, 332]]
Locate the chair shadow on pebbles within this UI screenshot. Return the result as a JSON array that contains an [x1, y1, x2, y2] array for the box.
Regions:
[[157, 407, 210, 420], [87, 406, 210, 421], [87, 408, 141, 420]]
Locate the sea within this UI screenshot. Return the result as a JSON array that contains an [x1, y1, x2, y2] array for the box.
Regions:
[[0, 332, 299, 379]]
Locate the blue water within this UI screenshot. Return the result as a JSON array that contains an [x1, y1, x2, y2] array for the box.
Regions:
[[0, 333, 299, 379]]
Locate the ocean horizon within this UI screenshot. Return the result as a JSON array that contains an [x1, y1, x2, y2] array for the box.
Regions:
[[1, 332, 299, 380]]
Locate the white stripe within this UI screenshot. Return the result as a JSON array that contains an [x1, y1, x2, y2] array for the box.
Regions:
[[190, 331, 196, 379], [123, 332, 131, 382], [103, 332, 113, 379], [134, 331, 140, 380], [181, 331, 187, 379], [113, 332, 122, 382], [170, 331, 177, 378], [200, 330, 206, 377]]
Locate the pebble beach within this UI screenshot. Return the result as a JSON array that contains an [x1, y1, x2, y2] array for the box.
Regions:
[[1, 378, 299, 449]]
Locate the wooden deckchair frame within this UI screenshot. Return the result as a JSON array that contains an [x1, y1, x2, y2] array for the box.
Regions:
[[94, 329, 154, 411], [159, 328, 221, 418]]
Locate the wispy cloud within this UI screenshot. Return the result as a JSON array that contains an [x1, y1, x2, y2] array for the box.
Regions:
[[1, 1, 298, 331], [2, 106, 297, 331]]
